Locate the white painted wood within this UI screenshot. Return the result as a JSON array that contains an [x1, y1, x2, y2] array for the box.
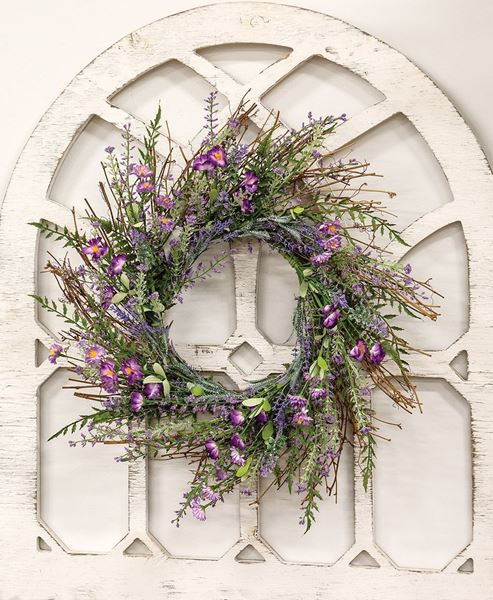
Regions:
[[0, 2, 492, 598]]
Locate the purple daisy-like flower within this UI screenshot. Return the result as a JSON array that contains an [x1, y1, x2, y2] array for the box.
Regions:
[[310, 388, 327, 400], [322, 235, 342, 251], [241, 170, 259, 194], [48, 343, 63, 364], [99, 360, 119, 393], [205, 438, 219, 460], [310, 251, 332, 265], [207, 146, 227, 168], [292, 409, 312, 426], [130, 391, 144, 413], [215, 465, 227, 481], [319, 219, 341, 236], [202, 486, 221, 503], [108, 254, 127, 276], [121, 357, 144, 385], [229, 409, 245, 426], [131, 164, 153, 179], [190, 497, 206, 521], [157, 216, 174, 232], [85, 345, 105, 365], [323, 309, 341, 330], [230, 446, 245, 466], [82, 237, 108, 262], [287, 395, 307, 410], [185, 213, 197, 225], [349, 339, 368, 362], [192, 154, 214, 171], [230, 432, 246, 450], [322, 304, 334, 316], [143, 382, 163, 399], [156, 195, 176, 210], [136, 180, 155, 194], [369, 341, 386, 365]]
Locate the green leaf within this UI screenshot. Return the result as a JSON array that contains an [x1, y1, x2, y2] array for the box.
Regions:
[[120, 273, 130, 290], [293, 206, 305, 214], [189, 385, 204, 397], [262, 398, 272, 412], [299, 280, 309, 298], [242, 397, 264, 407], [302, 268, 313, 277], [111, 291, 128, 305], [317, 355, 328, 370], [262, 421, 274, 442], [209, 187, 219, 202], [236, 456, 253, 478], [162, 378, 171, 397], [153, 363, 166, 378], [143, 375, 162, 384]]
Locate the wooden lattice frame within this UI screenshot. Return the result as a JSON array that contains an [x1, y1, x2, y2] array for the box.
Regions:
[[0, 3, 492, 598]]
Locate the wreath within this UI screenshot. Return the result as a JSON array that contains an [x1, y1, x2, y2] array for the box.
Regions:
[[32, 93, 438, 530]]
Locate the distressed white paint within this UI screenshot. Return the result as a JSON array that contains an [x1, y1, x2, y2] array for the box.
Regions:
[[0, 2, 492, 598]]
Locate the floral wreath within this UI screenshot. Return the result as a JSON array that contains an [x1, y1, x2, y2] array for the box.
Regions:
[[33, 94, 438, 530]]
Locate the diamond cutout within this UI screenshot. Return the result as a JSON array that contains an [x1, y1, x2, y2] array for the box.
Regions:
[[235, 544, 265, 563], [197, 43, 292, 84], [123, 537, 153, 556], [229, 342, 262, 375], [450, 350, 468, 381], [349, 549, 380, 568]]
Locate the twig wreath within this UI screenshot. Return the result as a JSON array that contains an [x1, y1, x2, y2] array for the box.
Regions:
[[32, 93, 438, 529]]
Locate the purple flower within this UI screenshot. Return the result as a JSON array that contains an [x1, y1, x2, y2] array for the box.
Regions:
[[185, 213, 197, 225], [82, 237, 108, 262], [230, 447, 245, 466], [136, 180, 155, 194], [108, 254, 127, 276], [230, 432, 246, 450], [156, 195, 175, 210], [215, 465, 227, 480], [319, 219, 341, 236], [207, 146, 227, 168], [404, 263, 412, 275], [191, 497, 206, 521], [310, 388, 327, 400], [157, 216, 174, 232], [202, 486, 221, 503], [323, 308, 341, 330], [241, 170, 259, 194], [99, 360, 119, 393], [310, 251, 332, 265], [101, 285, 115, 309], [332, 352, 343, 365], [85, 345, 105, 364], [352, 283, 364, 295], [256, 410, 268, 424], [121, 357, 144, 385], [322, 304, 334, 316], [192, 154, 214, 171], [143, 382, 163, 399], [130, 391, 144, 413], [369, 341, 386, 365], [292, 409, 312, 426], [349, 339, 368, 362], [287, 395, 307, 410], [132, 164, 153, 178], [104, 145, 115, 154], [241, 197, 254, 214], [205, 438, 219, 460], [229, 409, 245, 426], [322, 235, 342, 251], [48, 343, 63, 364]]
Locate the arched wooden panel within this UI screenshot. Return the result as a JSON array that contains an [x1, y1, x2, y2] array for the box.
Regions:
[[0, 3, 491, 598]]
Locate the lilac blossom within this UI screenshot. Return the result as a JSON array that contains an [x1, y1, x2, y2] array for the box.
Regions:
[[202, 486, 221, 503], [207, 146, 227, 168], [230, 447, 245, 466], [287, 395, 307, 410], [192, 154, 214, 171], [322, 235, 342, 251], [310, 251, 332, 265], [136, 180, 155, 194], [158, 216, 174, 232], [241, 197, 254, 214], [319, 219, 341, 236], [241, 170, 259, 193], [256, 410, 268, 424], [310, 388, 327, 400], [131, 164, 153, 178], [229, 409, 245, 426], [101, 285, 116, 309], [229, 432, 246, 450], [156, 195, 175, 210], [190, 497, 206, 521], [323, 308, 341, 330], [292, 409, 312, 426]]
